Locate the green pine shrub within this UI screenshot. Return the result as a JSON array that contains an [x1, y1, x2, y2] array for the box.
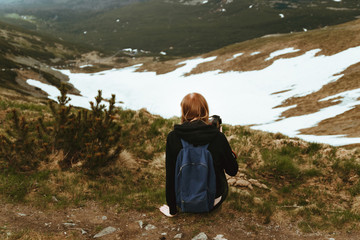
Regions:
[[0, 109, 48, 171], [78, 90, 122, 172], [1, 84, 122, 174], [38, 85, 123, 172]]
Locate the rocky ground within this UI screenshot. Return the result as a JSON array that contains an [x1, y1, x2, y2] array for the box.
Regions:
[[2, 200, 360, 240]]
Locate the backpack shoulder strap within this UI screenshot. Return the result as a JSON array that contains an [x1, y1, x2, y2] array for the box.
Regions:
[[180, 139, 209, 149], [180, 139, 191, 148]]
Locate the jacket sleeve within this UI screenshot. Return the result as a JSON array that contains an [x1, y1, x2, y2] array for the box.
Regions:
[[165, 132, 178, 215], [220, 133, 238, 176]]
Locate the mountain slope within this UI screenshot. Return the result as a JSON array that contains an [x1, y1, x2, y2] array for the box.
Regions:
[[0, 21, 93, 96], [31, 18, 359, 146], [1, 0, 360, 56], [1, 6, 360, 145], [192, 18, 360, 141]]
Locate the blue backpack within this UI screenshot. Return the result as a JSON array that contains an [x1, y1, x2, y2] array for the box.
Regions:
[[175, 139, 216, 213]]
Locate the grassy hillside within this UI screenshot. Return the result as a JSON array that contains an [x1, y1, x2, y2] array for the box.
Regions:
[[0, 20, 96, 95], [1, 0, 360, 56], [1, 86, 360, 238]]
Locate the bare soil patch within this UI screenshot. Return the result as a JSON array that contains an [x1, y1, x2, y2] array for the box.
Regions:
[[1, 201, 359, 240], [300, 105, 360, 137], [136, 59, 185, 75]]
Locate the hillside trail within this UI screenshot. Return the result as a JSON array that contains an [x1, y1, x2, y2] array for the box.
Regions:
[[1, 201, 359, 240]]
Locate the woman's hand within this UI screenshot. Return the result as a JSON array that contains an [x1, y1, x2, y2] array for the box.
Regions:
[[159, 205, 177, 217]]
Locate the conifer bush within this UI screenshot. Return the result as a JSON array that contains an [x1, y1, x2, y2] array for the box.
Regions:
[[0, 110, 48, 171], [1, 84, 122, 174], [77, 90, 122, 172], [39, 85, 122, 172]]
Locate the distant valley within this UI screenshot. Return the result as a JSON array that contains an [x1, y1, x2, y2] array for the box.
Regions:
[[1, 0, 360, 56]]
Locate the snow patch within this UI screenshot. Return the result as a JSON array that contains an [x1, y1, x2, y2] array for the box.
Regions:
[[319, 88, 360, 103], [226, 53, 243, 61], [123, 48, 138, 53], [79, 64, 94, 69], [266, 48, 300, 61], [26, 79, 91, 108], [297, 135, 360, 146], [122, 48, 150, 55], [250, 51, 261, 56]]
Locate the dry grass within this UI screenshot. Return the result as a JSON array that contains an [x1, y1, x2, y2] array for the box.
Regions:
[[186, 19, 360, 75], [113, 150, 141, 171], [135, 58, 185, 75], [300, 105, 360, 137]]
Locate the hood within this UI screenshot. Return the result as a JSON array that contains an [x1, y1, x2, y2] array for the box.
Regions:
[[174, 120, 219, 146]]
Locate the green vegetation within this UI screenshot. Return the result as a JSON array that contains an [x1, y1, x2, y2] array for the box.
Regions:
[[350, 181, 360, 196], [44, 86, 122, 171], [261, 146, 302, 180], [0, 98, 47, 112], [0, 109, 48, 171]]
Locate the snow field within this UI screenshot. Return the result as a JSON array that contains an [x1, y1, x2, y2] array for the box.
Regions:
[[27, 46, 360, 146]]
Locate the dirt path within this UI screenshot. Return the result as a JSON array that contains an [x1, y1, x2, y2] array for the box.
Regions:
[[1, 201, 359, 240]]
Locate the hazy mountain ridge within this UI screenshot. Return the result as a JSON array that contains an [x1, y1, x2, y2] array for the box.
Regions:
[[0, 0, 147, 10]]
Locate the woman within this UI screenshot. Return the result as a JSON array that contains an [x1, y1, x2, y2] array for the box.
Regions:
[[160, 92, 238, 217]]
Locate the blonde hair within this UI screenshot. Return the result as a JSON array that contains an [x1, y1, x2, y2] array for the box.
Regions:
[[180, 93, 209, 124]]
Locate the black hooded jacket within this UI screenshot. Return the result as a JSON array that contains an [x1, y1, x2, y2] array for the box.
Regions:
[[165, 120, 238, 215]]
